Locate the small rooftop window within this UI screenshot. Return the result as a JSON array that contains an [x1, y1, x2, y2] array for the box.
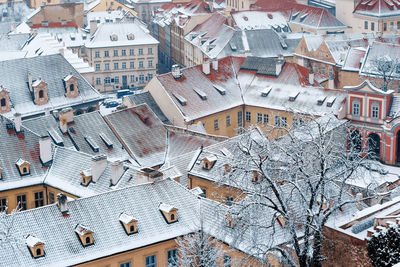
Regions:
[[193, 88, 207, 100], [110, 33, 118, 41], [99, 132, 113, 148], [85, 136, 100, 152], [119, 213, 138, 235], [288, 91, 299, 101], [80, 169, 92, 186], [326, 96, 336, 107], [159, 203, 178, 224], [261, 86, 272, 97], [16, 159, 30, 176], [127, 33, 135, 40], [202, 155, 217, 170], [213, 84, 226, 95], [317, 96, 326, 106], [173, 93, 187, 106], [26, 235, 45, 258], [75, 224, 94, 247]]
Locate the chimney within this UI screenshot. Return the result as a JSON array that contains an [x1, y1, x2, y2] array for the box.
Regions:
[[328, 73, 334, 89], [202, 61, 210, 75], [91, 155, 107, 183], [28, 72, 33, 91], [59, 48, 64, 56], [212, 59, 218, 72], [309, 68, 314, 85], [171, 64, 182, 79], [275, 59, 283, 76], [14, 113, 22, 133], [57, 193, 69, 214], [44, 107, 51, 116], [58, 107, 74, 123], [90, 20, 97, 37], [39, 136, 52, 165], [110, 160, 124, 185], [59, 119, 68, 134]]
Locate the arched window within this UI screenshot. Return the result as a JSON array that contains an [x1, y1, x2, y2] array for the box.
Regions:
[[85, 236, 90, 244], [368, 133, 381, 160], [39, 90, 44, 99], [70, 84, 75, 92], [130, 225, 135, 232], [23, 167, 27, 173], [170, 214, 175, 221], [36, 248, 41, 255], [0, 98, 6, 107]]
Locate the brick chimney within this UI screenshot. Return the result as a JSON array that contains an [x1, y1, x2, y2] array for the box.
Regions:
[[14, 113, 22, 133], [39, 136, 52, 165], [202, 61, 210, 75], [91, 155, 107, 183], [57, 193, 69, 215], [110, 160, 124, 185], [212, 59, 218, 72]]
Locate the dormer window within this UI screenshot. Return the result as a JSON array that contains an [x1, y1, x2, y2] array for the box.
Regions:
[[224, 164, 231, 175], [202, 155, 217, 170], [80, 169, 92, 186], [26, 235, 45, 258], [0, 86, 11, 113], [16, 159, 30, 176], [32, 79, 49, 105], [252, 170, 262, 183], [159, 203, 178, 224], [63, 75, 79, 98], [1, 98, 5, 106], [110, 33, 118, 41], [119, 213, 138, 235], [225, 213, 238, 228], [75, 224, 94, 247], [127, 33, 134, 40]]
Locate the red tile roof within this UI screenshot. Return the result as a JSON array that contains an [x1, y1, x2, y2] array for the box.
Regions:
[[353, 0, 400, 17], [31, 21, 78, 29]]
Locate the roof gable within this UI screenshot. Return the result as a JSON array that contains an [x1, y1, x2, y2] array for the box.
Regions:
[[344, 80, 394, 95]]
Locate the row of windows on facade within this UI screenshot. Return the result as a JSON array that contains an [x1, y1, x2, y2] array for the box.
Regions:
[[212, 112, 305, 131], [95, 48, 153, 58], [119, 251, 232, 267], [95, 60, 153, 71], [364, 20, 400, 31], [313, 64, 333, 76], [0, 191, 45, 212], [352, 101, 380, 118], [95, 74, 153, 85]]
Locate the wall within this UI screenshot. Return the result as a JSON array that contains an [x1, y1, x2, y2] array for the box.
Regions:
[[87, 0, 136, 15], [29, 3, 84, 28]]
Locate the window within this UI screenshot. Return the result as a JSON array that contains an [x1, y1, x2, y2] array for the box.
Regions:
[[300, 119, 305, 126], [114, 63, 119, 70], [0, 198, 6, 212], [293, 118, 298, 128], [70, 84, 75, 92], [105, 63, 110, 70], [148, 47, 153, 54], [105, 77, 111, 85], [371, 22, 375, 31], [130, 49, 134, 55], [139, 48, 143, 55], [352, 101, 360, 116], [263, 114, 268, 124], [95, 51, 100, 58], [398, 21, 400, 29], [321, 66, 325, 75], [148, 74, 153, 80], [114, 50, 118, 57], [148, 60, 153, 67], [122, 49, 126, 56], [139, 61, 144, 68], [120, 263, 131, 267], [224, 255, 231, 267], [39, 90, 44, 98], [364, 21, 368, 30], [34, 191, 44, 208], [130, 61, 134, 69], [281, 117, 287, 127], [372, 103, 380, 118], [145, 255, 156, 267], [104, 50, 109, 57], [1, 98, 6, 106], [329, 68, 333, 77], [115, 76, 120, 84], [95, 64, 100, 71], [130, 75, 135, 83], [225, 196, 234, 206], [237, 111, 243, 128], [122, 62, 126, 69], [257, 113, 262, 123], [139, 75, 145, 83], [275, 116, 280, 126], [96, 78, 101, 85], [314, 64, 318, 73], [17, 195, 27, 210], [167, 249, 177, 266], [245, 111, 251, 122], [226, 115, 231, 126], [384, 22, 387, 31], [49, 192, 55, 204], [200, 188, 206, 197], [214, 119, 219, 130]]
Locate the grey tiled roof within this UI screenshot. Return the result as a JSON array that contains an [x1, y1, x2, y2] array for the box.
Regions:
[[127, 92, 171, 124], [0, 54, 102, 118], [0, 116, 48, 192], [0, 33, 30, 51]]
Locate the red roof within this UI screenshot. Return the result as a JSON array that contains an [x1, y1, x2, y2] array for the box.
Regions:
[[191, 13, 228, 39], [353, 0, 400, 17], [251, 0, 296, 11], [31, 21, 78, 29]]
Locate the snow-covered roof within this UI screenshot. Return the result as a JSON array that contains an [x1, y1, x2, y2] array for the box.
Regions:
[[353, 0, 400, 17], [26, 235, 43, 247], [74, 224, 93, 235], [119, 212, 137, 224], [231, 11, 289, 31], [159, 202, 176, 212]]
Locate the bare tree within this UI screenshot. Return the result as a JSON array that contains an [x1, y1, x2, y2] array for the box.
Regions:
[[0, 205, 23, 251], [371, 56, 399, 91], [217, 115, 376, 267]]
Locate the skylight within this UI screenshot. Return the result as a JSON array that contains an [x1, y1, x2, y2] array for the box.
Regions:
[[173, 93, 187, 106], [193, 88, 207, 100]]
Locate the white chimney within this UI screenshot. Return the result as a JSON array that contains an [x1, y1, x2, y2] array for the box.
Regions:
[[45, 107, 51, 116], [90, 20, 97, 37], [328, 74, 334, 89], [309, 69, 314, 85], [171, 64, 182, 79], [111, 160, 124, 185], [39, 136, 52, 164], [28, 73, 33, 91], [59, 107, 74, 123], [57, 193, 68, 214], [275, 60, 283, 76], [14, 113, 22, 133], [202, 61, 210, 75], [212, 59, 218, 72], [91, 155, 107, 183]]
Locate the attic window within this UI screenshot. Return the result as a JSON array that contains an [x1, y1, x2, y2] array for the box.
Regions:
[[300, 13, 308, 21], [159, 203, 178, 224], [99, 132, 113, 148], [75, 224, 94, 247], [292, 11, 300, 19], [317, 96, 326, 105], [173, 93, 187, 106], [26, 235, 45, 258], [16, 159, 30, 176], [288, 91, 299, 101], [80, 169, 92, 186], [119, 213, 138, 235], [85, 136, 100, 152], [110, 33, 118, 41], [202, 155, 217, 170], [213, 85, 226, 95], [229, 42, 237, 51], [127, 33, 135, 40], [261, 86, 272, 97], [193, 88, 207, 100], [326, 96, 336, 107]]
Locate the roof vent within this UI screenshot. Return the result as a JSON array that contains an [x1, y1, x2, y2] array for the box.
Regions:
[[288, 91, 299, 101], [326, 96, 336, 107], [119, 213, 138, 235], [173, 93, 187, 106], [99, 132, 113, 148], [171, 64, 182, 79], [261, 86, 272, 97], [193, 88, 207, 100], [85, 135, 99, 152], [300, 13, 308, 22], [317, 96, 326, 105], [213, 84, 226, 95]]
